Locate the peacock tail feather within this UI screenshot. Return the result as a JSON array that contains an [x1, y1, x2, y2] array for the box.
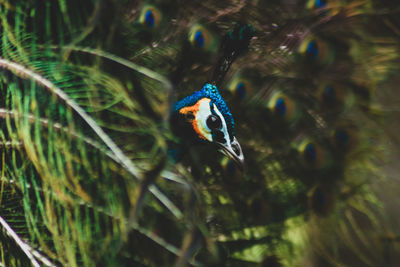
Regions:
[[0, 0, 399, 266]]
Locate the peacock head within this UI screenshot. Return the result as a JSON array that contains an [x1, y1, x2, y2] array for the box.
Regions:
[[171, 83, 244, 169]]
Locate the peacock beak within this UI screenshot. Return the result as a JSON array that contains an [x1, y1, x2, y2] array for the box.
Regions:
[[216, 137, 245, 171]]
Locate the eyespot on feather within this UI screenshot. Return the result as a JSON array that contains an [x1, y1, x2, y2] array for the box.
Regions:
[[139, 5, 162, 29], [267, 91, 299, 123], [228, 77, 253, 100], [307, 0, 328, 10], [188, 24, 219, 52], [297, 139, 327, 168], [308, 186, 335, 216], [317, 83, 345, 108], [298, 36, 335, 65], [330, 126, 358, 152]]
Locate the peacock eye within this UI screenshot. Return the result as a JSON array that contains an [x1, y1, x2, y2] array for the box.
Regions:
[[206, 115, 222, 130], [304, 143, 317, 163], [188, 24, 219, 52], [144, 10, 155, 27], [315, 0, 327, 8], [193, 30, 205, 48], [330, 127, 357, 152], [139, 5, 162, 29], [307, 0, 327, 10], [333, 128, 349, 147], [275, 97, 287, 116], [322, 85, 336, 105], [229, 79, 249, 100], [235, 82, 246, 98], [299, 36, 335, 65], [306, 40, 319, 60], [185, 111, 195, 121], [268, 91, 299, 123]]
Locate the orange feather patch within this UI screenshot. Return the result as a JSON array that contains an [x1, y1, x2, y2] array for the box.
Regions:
[[179, 98, 210, 140]]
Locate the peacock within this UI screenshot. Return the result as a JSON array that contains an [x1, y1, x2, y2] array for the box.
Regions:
[[0, 0, 399, 266]]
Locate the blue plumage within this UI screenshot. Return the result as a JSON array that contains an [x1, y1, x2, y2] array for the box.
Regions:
[[173, 83, 236, 138]]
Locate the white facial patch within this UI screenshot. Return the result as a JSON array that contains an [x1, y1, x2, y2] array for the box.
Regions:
[[196, 98, 213, 141], [212, 104, 231, 144], [195, 99, 231, 144]]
